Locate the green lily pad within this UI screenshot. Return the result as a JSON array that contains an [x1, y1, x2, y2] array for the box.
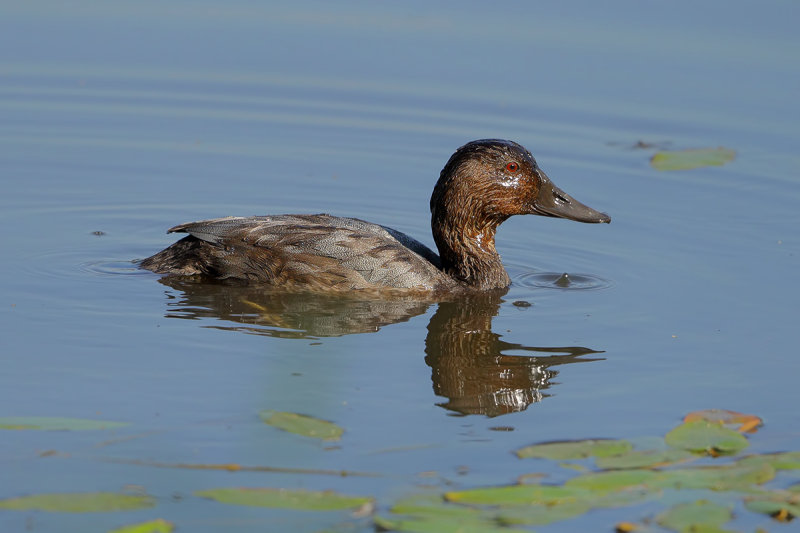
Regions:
[[0, 492, 155, 512], [391, 494, 483, 519], [259, 410, 343, 441], [564, 469, 659, 493], [195, 487, 372, 511], [445, 484, 585, 506], [740, 452, 800, 471], [657, 460, 775, 491], [515, 439, 632, 460], [744, 491, 800, 522], [495, 501, 591, 525], [595, 449, 694, 470], [665, 420, 749, 456], [108, 519, 174, 533], [650, 147, 736, 171], [0, 416, 129, 431], [656, 500, 733, 531], [374, 514, 526, 533], [589, 487, 663, 509]]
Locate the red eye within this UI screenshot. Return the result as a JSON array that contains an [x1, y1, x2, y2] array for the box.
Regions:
[[506, 162, 519, 172]]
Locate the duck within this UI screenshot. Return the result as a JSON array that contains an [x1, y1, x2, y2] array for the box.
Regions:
[[140, 139, 610, 292]]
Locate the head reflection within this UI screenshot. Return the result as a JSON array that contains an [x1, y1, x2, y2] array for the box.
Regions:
[[155, 277, 604, 416], [424, 293, 603, 417]]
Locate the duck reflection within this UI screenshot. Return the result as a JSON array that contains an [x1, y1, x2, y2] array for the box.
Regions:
[[424, 292, 603, 417], [158, 277, 431, 338], [156, 277, 603, 416]]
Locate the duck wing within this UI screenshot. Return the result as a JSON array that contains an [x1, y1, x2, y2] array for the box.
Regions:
[[147, 214, 450, 291]]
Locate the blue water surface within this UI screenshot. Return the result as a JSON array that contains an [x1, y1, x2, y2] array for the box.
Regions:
[[1, 1, 799, 531]]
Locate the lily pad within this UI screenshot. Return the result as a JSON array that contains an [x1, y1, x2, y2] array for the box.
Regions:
[[195, 487, 372, 511], [745, 491, 800, 522], [665, 420, 749, 456], [564, 469, 659, 493], [595, 449, 694, 470], [391, 494, 483, 519], [650, 147, 736, 171], [0, 416, 129, 431], [656, 500, 733, 531], [740, 452, 800, 471], [259, 410, 343, 441], [374, 514, 525, 533], [683, 409, 763, 433], [495, 501, 591, 525], [515, 439, 632, 460], [656, 460, 775, 491], [108, 519, 174, 533], [0, 492, 155, 512], [445, 484, 585, 506]]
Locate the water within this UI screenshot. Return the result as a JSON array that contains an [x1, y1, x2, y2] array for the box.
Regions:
[[2, 1, 799, 531]]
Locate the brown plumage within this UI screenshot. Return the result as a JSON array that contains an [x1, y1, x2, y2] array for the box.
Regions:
[[140, 139, 610, 293]]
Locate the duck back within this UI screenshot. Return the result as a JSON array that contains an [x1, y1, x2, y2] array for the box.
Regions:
[[140, 214, 457, 292]]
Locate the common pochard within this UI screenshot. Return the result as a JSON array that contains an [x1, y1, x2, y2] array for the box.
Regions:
[[140, 139, 610, 292]]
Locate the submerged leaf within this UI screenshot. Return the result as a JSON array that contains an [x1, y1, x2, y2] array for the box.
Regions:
[[665, 420, 749, 456], [0, 416, 128, 431], [108, 519, 174, 533], [0, 492, 154, 512], [515, 439, 632, 460], [259, 410, 343, 441], [195, 487, 372, 511], [650, 147, 736, 171]]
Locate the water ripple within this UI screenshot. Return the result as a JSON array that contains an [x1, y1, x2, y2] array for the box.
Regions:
[[515, 271, 613, 291]]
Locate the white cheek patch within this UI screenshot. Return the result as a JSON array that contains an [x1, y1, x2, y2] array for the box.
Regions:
[[499, 175, 522, 188]]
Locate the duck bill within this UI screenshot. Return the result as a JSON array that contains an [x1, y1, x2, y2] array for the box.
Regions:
[[531, 171, 611, 223]]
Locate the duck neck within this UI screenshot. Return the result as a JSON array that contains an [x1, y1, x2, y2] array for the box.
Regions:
[[432, 215, 511, 290]]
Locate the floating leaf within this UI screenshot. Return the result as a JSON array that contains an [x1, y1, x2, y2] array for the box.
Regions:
[[650, 147, 736, 171], [374, 514, 525, 533], [259, 410, 343, 441], [515, 439, 632, 460], [445, 484, 585, 506], [0, 416, 128, 431], [0, 492, 154, 512], [391, 494, 482, 519], [565, 469, 659, 493], [665, 420, 749, 456], [195, 487, 372, 511], [683, 409, 763, 433], [740, 452, 800, 471], [595, 449, 694, 470], [745, 491, 800, 522], [108, 519, 174, 533], [657, 460, 775, 491], [656, 500, 733, 531], [495, 501, 591, 525]]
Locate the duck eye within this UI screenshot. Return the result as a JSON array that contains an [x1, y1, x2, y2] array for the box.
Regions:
[[505, 162, 519, 173]]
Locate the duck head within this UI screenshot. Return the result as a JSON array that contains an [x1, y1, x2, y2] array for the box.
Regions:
[[430, 139, 610, 289]]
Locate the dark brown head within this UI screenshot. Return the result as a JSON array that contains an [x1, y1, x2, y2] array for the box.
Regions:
[[430, 139, 610, 289], [431, 139, 610, 225]]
